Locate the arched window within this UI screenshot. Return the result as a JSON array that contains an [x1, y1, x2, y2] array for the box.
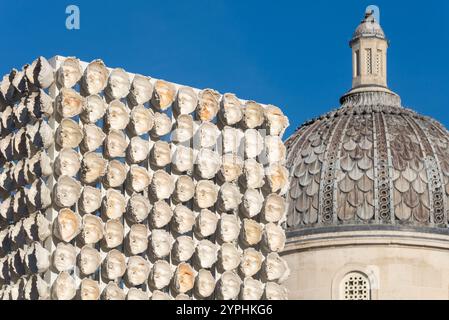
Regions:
[[340, 272, 371, 300]]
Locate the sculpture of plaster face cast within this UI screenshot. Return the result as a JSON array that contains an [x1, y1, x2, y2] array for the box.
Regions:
[[263, 194, 286, 223], [217, 271, 241, 300], [151, 170, 175, 200], [27, 119, 54, 150], [126, 255, 150, 286], [81, 94, 107, 124], [262, 223, 285, 252], [127, 194, 151, 223], [56, 57, 82, 89], [105, 68, 131, 100], [241, 219, 263, 246], [56, 88, 84, 118], [241, 277, 264, 300], [81, 59, 109, 95], [130, 105, 154, 136], [102, 282, 126, 300], [80, 278, 101, 300], [263, 252, 290, 283], [56, 118, 83, 149], [81, 152, 108, 184], [263, 105, 289, 136], [172, 114, 195, 143], [175, 294, 190, 300], [107, 100, 130, 130], [127, 288, 148, 300], [151, 79, 176, 111], [27, 89, 54, 119], [24, 275, 49, 300], [128, 136, 150, 163], [218, 214, 240, 243], [243, 159, 265, 189], [175, 86, 197, 115], [52, 271, 76, 300], [265, 282, 288, 300], [197, 122, 219, 149], [243, 101, 264, 129], [241, 188, 264, 218], [172, 145, 195, 173], [265, 163, 289, 195], [197, 89, 220, 122], [150, 200, 173, 229], [36, 213, 51, 241], [222, 127, 244, 155], [103, 189, 126, 219], [26, 56, 54, 89], [80, 186, 102, 214], [150, 229, 173, 259], [264, 136, 286, 164], [128, 74, 153, 106], [149, 260, 173, 289], [23, 213, 51, 243], [25, 242, 50, 274], [219, 243, 241, 272], [173, 263, 195, 294], [172, 236, 195, 263], [104, 249, 126, 280], [195, 180, 219, 209], [105, 129, 128, 158], [194, 269, 215, 299], [27, 178, 52, 210], [104, 219, 124, 248], [150, 140, 171, 168], [82, 214, 104, 245], [79, 245, 101, 275], [244, 129, 264, 159], [195, 240, 217, 269], [151, 112, 172, 137], [127, 165, 151, 193], [196, 149, 221, 179], [128, 224, 148, 255], [219, 93, 243, 126], [219, 183, 242, 212], [105, 160, 127, 188], [174, 175, 195, 203], [54, 148, 80, 178], [172, 205, 195, 234], [53, 243, 76, 272], [240, 248, 264, 278], [54, 208, 81, 242], [81, 124, 106, 152], [194, 209, 218, 238], [151, 290, 171, 300]]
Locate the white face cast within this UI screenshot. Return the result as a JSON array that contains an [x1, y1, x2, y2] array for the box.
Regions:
[[172, 145, 194, 173], [243, 101, 264, 129], [81, 94, 107, 124], [172, 205, 195, 234], [219, 243, 241, 272], [172, 114, 194, 143], [105, 129, 128, 158], [52, 272, 76, 300], [197, 89, 220, 122], [24, 274, 49, 300], [79, 245, 101, 275], [174, 176, 195, 203], [150, 141, 171, 168], [240, 248, 264, 278], [221, 155, 243, 185], [263, 223, 286, 252], [218, 271, 241, 300], [80, 278, 100, 301], [151, 112, 172, 137], [150, 201, 173, 229], [54, 208, 81, 242], [105, 160, 127, 188], [129, 74, 153, 106], [80, 186, 102, 214], [175, 294, 190, 300], [82, 124, 106, 152], [127, 288, 149, 300], [26, 150, 52, 180], [265, 282, 288, 300], [242, 219, 263, 246], [265, 163, 289, 195], [241, 278, 264, 300], [244, 129, 264, 159], [57, 57, 82, 89], [195, 240, 217, 269], [241, 188, 264, 218], [173, 263, 195, 294], [265, 136, 286, 164], [263, 253, 290, 283], [150, 229, 173, 259], [150, 260, 173, 289], [197, 122, 219, 148], [130, 105, 154, 135], [195, 269, 215, 299], [151, 80, 176, 111], [127, 165, 151, 193], [56, 118, 83, 149], [264, 105, 289, 136], [220, 93, 243, 126], [176, 86, 197, 115], [151, 290, 171, 300], [128, 224, 148, 255], [219, 183, 242, 212], [263, 194, 286, 223], [54, 149, 80, 178], [243, 159, 265, 189], [172, 236, 195, 263], [107, 100, 130, 130], [128, 136, 150, 163], [56, 88, 84, 118], [195, 209, 218, 238], [81, 152, 108, 184], [53, 243, 76, 272], [151, 170, 175, 200], [195, 180, 219, 209], [105, 68, 130, 100], [104, 219, 124, 248], [219, 214, 240, 243], [127, 194, 151, 223], [126, 256, 150, 286], [82, 60, 109, 95], [196, 149, 221, 179], [104, 249, 126, 280], [103, 189, 126, 219], [25, 242, 50, 274], [103, 282, 126, 300], [82, 214, 104, 245]]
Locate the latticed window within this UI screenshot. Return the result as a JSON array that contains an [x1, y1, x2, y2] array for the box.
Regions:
[[355, 50, 361, 76], [366, 49, 372, 74], [341, 272, 371, 300], [376, 49, 383, 75]]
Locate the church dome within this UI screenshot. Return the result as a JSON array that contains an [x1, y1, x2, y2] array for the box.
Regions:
[[351, 10, 386, 43]]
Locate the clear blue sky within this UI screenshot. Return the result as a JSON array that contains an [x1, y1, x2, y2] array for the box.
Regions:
[[1, 0, 448, 138]]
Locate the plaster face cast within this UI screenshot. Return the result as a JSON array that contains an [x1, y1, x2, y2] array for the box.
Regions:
[[26, 150, 52, 180], [103, 189, 126, 219], [195, 269, 215, 299], [220, 93, 243, 126], [104, 249, 126, 280], [264, 105, 289, 136], [265, 163, 289, 195], [81, 124, 106, 152], [82, 214, 104, 245], [175, 86, 198, 115], [27, 120, 54, 150], [262, 223, 286, 253], [219, 214, 240, 243], [128, 136, 150, 164], [52, 271, 76, 300], [130, 105, 154, 135], [25, 242, 50, 274], [27, 178, 52, 210], [172, 236, 195, 263], [128, 224, 148, 255], [195, 240, 217, 269], [151, 80, 176, 111], [107, 100, 130, 130], [56, 118, 83, 149], [174, 176, 195, 203], [151, 291, 171, 300], [57, 57, 82, 89], [127, 288, 148, 300], [175, 294, 190, 300], [196, 149, 221, 179], [195, 209, 218, 238], [243, 159, 265, 189], [26, 56, 54, 89], [197, 89, 220, 122], [81, 152, 108, 184], [219, 183, 242, 212], [105, 129, 128, 158], [218, 271, 241, 300], [105, 68, 131, 100], [241, 188, 264, 218], [54, 208, 81, 242], [150, 229, 173, 259], [81, 59, 109, 95], [126, 255, 150, 286], [103, 282, 126, 300], [263, 252, 290, 283], [27, 89, 54, 119], [127, 165, 151, 193], [263, 194, 286, 223], [149, 260, 173, 289], [128, 74, 153, 106], [242, 219, 263, 246], [151, 112, 172, 138], [244, 129, 264, 159], [265, 136, 286, 164], [173, 263, 195, 293], [219, 243, 241, 272], [265, 282, 288, 300], [81, 94, 107, 124], [56, 88, 84, 118], [172, 114, 195, 143], [24, 275, 49, 300], [104, 219, 124, 248], [222, 127, 244, 155], [150, 201, 173, 229], [53, 243, 76, 272], [150, 140, 171, 168], [197, 122, 219, 148], [151, 170, 175, 200], [79, 245, 101, 275], [105, 160, 127, 188], [195, 180, 219, 209], [80, 279, 101, 300], [241, 278, 264, 300], [240, 248, 264, 278], [127, 194, 151, 223], [172, 145, 194, 173], [243, 101, 264, 129], [172, 205, 195, 234]]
